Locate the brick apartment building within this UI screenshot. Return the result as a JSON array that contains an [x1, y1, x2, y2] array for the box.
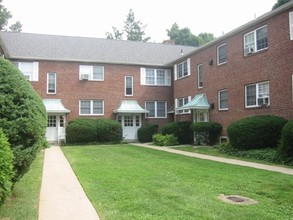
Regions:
[[0, 1, 293, 143]]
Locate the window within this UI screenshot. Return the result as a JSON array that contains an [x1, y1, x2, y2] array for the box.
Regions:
[[217, 43, 227, 65], [218, 89, 228, 110], [141, 68, 171, 86], [79, 100, 104, 115], [289, 11, 293, 40], [196, 110, 208, 122], [124, 115, 133, 127], [47, 73, 56, 94], [244, 26, 268, 55], [174, 58, 190, 80], [145, 101, 167, 118], [198, 64, 203, 88], [14, 62, 39, 81], [59, 115, 65, 127], [79, 65, 104, 81], [47, 115, 57, 127], [125, 76, 133, 96], [176, 97, 191, 114], [245, 81, 270, 107]]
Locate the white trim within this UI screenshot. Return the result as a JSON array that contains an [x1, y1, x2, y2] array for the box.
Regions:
[[145, 101, 167, 118], [197, 64, 203, 88], [174, 64, 177, 80], [245, 81, 270, 108], [125, 76, 133, 96], [217, 43, 227, 65], [187, 58, 191, 76], [32, 62, 39, 81], [79, 100, 104, 116], [79, 65, 104, 81], [243, 25, 268, 56], [140, 68, 146, 85], [47, 72, 56, 94], [289, 11, 293, 40], [218, 89, 228, 110]]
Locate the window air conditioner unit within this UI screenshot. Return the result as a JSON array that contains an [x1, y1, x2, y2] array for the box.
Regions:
[[244, 46, 254, 55], [80, 74, 89, 80], [258, 97, 269, 106]]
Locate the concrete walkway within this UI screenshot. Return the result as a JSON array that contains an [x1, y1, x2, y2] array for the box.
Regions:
[[131, 143, 293, 176], [38, 146, 100, 220]]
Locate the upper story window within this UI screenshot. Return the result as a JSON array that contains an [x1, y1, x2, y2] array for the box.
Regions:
[[175, 96, 191, 114], [14, 62, 39, 81], [79, 65, 104, 81], [47, 72, 56, 94], [244, 25, 268, 55], [289, 11, 293, 40], [145, 101, 167, 118], [140, 68, 171, 86], [245, 81, 270, 108], [218, 89, 228, 110], [79, 100, 104, 115], [174, 58, 190, 80], [125, 76, 133, 96], [217, 43, 227, 65], [197, 64, 203, 88]]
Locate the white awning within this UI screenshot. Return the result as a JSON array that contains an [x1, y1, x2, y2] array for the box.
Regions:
[[43, 99, 70, 113], [114, 100, 149, 114]]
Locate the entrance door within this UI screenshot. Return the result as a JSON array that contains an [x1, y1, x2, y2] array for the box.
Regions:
[[45, 115, 66, 143], [118, 114, 141, 141]]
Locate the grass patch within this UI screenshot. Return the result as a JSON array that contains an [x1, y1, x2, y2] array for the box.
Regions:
[[62, 145, 293, 220], [0, 150, 44, 220]]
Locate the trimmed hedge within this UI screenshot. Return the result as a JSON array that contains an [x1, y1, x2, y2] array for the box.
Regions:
[[161, 121, 193, 144], [0, 129, 14, 206], [138, 124, 158, 143], [0, 58, 47, 182], [191, 122, 222, 145], [227, 115, 287, 150], [66, 118, 122, 143], [277, 120, 293, 163], [153, 134, 178, 146]]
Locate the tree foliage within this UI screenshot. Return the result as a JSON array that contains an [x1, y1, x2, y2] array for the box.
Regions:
[[0, 58, 47, 182], [272, 0, 290, 10], [167, 23, 215, 46], [0, 0, 22, 32], [106, 9, 150, 42]]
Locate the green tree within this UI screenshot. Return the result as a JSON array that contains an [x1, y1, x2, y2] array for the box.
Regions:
[[106, 9, 150, 42], [272, 0, 291, 10], [0, 0, 22, 32], [167, 23, 215, 46]]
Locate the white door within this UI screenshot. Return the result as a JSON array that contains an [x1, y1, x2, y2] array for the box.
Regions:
[[119, 114, 141, 141], [46, 115, 66, 143]]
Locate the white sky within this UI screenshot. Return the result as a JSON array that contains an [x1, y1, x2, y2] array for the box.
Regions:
[[4, 0, 277, 43]]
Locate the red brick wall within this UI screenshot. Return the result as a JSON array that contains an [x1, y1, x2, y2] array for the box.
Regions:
[[31, 62, 173, 127], [174, 9, 293, 136]]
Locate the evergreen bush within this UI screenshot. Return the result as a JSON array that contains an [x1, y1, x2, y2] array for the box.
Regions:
[[153, 134, 178, 146], [227, 115, 287, 150], [0, 129, 14, 205], [277, 120, 293, 163], [96, 119, 122, 142], [137, 124, 158, 143], [0, 58, 47, 182], [161, 121, 193, 144], [191, 122, 222, 145]]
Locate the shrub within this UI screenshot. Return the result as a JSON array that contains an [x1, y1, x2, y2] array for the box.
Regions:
[[66, 118, 98, 143], [66, 118, 122, 143], [227, 115, 287, 150], [0, 129, 14, 205], [191, 122, 222, 145], [0, 58, 47, 182], [138, 124, 158, 143], [277, 120, 293, 163], [161, 121, 193, 144], [153, 134, 178, 146], [96, 119, 122, 142]]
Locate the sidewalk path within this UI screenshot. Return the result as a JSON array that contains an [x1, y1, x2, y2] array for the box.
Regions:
[[131, 143, 293, 176], [38, 146, 100, 220]]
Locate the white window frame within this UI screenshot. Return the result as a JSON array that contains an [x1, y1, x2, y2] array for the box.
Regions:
[[47, 72, 56, 94], [140, 68, 171, 86], [174, 58, 191, 80], [175, 96, 191, 114], [14, 61, 39, 81], [145, 101, 167, 118], [289, 11, 293, 40], [218, 89, 228, 110], [125, 76, 133, 96], [245, 81, 270, 108], [79, 100, 104, 115], [197, 64, 203, 88], [217, 43, 227, 65], [244, 25, 268, 55], [79, 65, 104, 81]]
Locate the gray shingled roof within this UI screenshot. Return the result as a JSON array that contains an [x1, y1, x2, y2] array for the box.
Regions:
[[0, 32, 196, 66]]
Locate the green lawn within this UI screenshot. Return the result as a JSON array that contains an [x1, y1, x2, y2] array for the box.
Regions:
[[62, 145, 293, 220], [0, 150, 44, 220]]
